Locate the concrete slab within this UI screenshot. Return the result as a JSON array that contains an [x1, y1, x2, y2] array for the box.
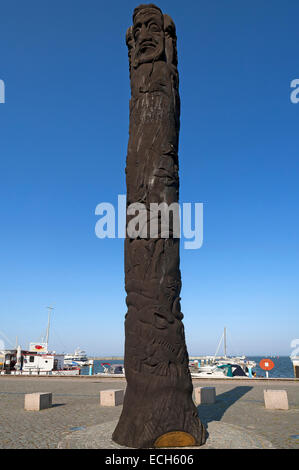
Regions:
[[264, 389, 289, 410], [57, 419, 275, 449], [194, 386, 216, 405], [100, 389, 124, 406], [24, 392, 52, 411]]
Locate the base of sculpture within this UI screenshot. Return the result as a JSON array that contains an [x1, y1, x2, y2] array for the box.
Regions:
[[112, 372, 206, 448], [113, 418, 206, 449], [57, 420, 275, 449]]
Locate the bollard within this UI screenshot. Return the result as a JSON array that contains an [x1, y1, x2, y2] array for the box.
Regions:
[[264, 390, 289, 410], [194, 386, 216, 405], [25, 392, 52, 411], [100, 389, 124, 406]]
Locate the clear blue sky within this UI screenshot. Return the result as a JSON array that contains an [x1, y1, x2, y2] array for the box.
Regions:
[[0, 0, 298, 356]]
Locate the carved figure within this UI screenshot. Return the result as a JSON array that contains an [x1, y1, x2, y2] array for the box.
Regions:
[[112, 4, 206, 448]]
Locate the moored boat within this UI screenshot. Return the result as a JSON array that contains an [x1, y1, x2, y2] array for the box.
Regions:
[[64, 348, 92, 367], [96, 362, 125, 377], [0, 346, 81, 375], [189, 328, 256, 378], [189, 359, 256, 378], [0, 309, 81, 376]]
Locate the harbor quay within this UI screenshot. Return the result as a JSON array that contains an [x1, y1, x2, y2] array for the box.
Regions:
[[0, 376, 298, 449]]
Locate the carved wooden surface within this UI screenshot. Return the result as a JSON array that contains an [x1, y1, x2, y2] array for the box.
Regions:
[[112, 4, 206, 448]]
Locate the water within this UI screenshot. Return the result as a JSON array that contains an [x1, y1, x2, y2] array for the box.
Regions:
[[80, 359, 124, 376], [247, 356, 294, 378], [81, 356, 295, 378]]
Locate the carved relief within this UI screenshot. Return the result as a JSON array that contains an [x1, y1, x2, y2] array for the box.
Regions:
[[112, 4, 206, 448]]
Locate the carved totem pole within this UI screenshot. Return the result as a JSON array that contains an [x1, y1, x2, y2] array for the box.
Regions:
[[112, 4, 206, 448]]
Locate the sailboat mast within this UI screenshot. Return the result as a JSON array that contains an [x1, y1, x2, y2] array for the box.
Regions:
[[224, 327, 227, 357], [45, 306, 54, 350]]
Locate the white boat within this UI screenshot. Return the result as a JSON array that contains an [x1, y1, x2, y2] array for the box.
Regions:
[[189, 328, 256, 378], [21, 350, 80, 375], [190, 360, 255, 378], [96, 362, 125, 377], [0, 345, 81, 376], [64, 348, 92, 367], [0, 309, 80, 376]]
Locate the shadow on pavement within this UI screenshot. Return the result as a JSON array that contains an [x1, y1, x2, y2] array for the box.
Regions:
[[197, 386, 253, 432]]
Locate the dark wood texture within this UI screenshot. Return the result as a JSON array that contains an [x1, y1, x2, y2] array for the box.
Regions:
[[112, 4, 206, 448]]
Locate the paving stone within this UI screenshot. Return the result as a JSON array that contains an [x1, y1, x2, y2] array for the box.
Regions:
[[0, 377, 298, 449], [57, 419, 275, 449], [24, 392, 52, 411], [100, 389, 124, 406], [264, 389, 289, 410], [194, 386, 216, 405]]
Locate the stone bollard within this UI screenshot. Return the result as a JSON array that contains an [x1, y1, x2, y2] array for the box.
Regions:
[[24, 392, 52, 411], [264, 390, 289, 410], [194, 386, 216, 405], [100, 389, 124, 406]]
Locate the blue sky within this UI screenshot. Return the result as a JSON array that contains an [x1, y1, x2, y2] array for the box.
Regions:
[[0, 0, 298, 356]]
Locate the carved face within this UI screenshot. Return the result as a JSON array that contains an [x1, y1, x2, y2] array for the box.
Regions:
[[133, 10, 165, 66]]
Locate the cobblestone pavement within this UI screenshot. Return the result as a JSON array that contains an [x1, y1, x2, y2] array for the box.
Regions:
[[193, 378, 299, 449], [0, 376, 298, 449], [57, 420, 275, 449]]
